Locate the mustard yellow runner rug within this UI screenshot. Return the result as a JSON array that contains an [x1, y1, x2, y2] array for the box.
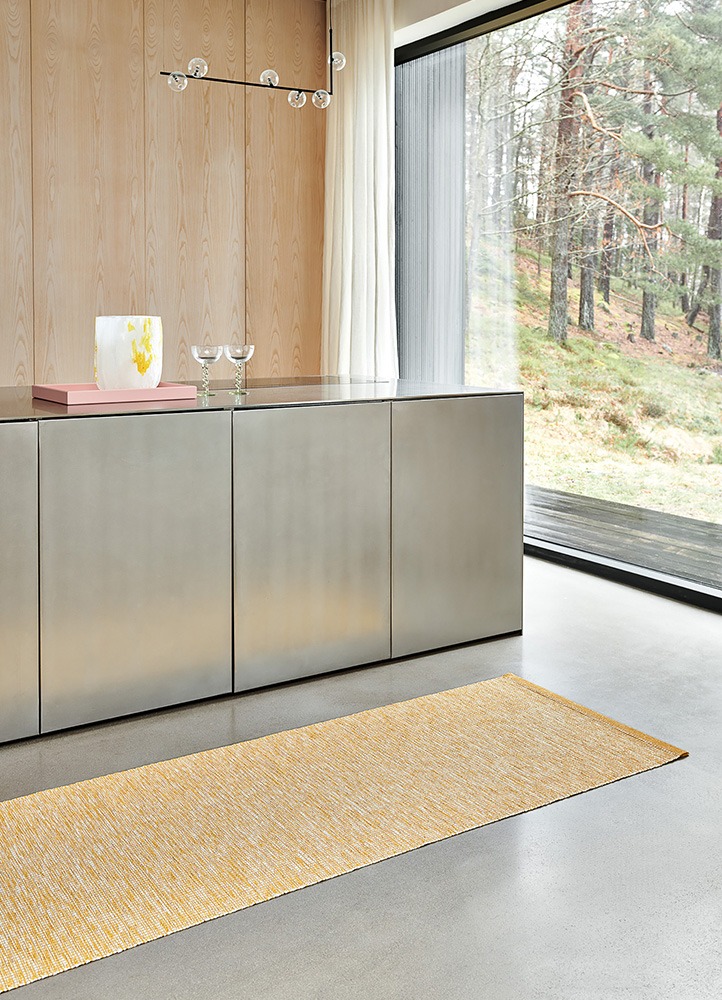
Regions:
[[0, 674, 686, 992]]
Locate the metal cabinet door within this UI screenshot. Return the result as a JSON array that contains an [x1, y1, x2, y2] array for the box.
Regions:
[[392, 395, 523, 657], [234, 402, 391, 690], [40, 411, 232, 731], [0, 422, 39, 742]]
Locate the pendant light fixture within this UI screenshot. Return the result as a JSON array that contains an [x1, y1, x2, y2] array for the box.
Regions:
[[163, 1, 345, 110]]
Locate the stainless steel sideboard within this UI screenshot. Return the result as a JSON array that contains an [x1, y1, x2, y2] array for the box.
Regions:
[[0, 422, 39, 741], [0, 380, 523, 742]]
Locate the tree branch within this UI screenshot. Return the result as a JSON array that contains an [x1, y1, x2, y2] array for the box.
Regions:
[[674, 12, 720, 41], [572, 91, 623, 141], [568, 190, 685, 270], [569, 190, 665, 231], [590, 79, 694, 99]]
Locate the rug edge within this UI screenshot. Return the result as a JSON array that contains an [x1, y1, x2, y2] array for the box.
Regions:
[[0, 746, 688, 994], [503, 674, 688, 760], [1, 674, 688, 811]]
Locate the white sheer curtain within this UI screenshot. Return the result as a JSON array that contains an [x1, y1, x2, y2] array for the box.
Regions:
[[322, 0, 399, 380]]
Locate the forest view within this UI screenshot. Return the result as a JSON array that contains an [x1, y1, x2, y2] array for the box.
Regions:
[[463, 0, 722, 524]]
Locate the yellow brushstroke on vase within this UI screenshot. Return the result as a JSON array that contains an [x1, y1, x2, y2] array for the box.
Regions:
[[131, 324, 154, 376]]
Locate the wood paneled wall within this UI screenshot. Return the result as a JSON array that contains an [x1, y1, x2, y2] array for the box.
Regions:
[[32, 0, 146, 383], [246, 0, 326, 377], [0, 0, 33, 385], [146, 0, 246, 382], [0, 0, 326, 386]]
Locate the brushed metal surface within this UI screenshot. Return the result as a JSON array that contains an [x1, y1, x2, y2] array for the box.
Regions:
[[0, 423, 39, 742], [0, 382, 512, 424], [40, 412, 232, 732], [234, 403, 391, 690], [392, 395, 523, 657]]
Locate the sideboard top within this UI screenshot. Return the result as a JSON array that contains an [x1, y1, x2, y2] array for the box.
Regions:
[[0, 378, 522, 423]]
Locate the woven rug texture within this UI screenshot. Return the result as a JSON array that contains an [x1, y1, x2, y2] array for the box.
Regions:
[[0, 673, 686, 992]]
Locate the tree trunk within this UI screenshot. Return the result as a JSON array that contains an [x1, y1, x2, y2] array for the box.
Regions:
[[680, 275, 690, 316], [579, 219, 596, 329], [535, 62, 558, 262], [640, 68, 659, 343], [640, 289, 656, 341], [578, 94, 601, 329], [598, 204, 614, 304], [680, 129, 690, 314], [687, 268, 709, 328], [549, 212, 572, 342], [707, 105, 722, 360], [709, 269, 721, 359], [547, 1, 589, 344]]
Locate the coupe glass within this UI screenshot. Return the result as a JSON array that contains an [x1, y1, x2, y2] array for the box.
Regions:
[[224, 344, 255, 395], [191, 345, 223, 397]]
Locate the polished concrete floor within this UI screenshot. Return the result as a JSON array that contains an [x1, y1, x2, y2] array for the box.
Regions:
[[2, 557, 721, 998]]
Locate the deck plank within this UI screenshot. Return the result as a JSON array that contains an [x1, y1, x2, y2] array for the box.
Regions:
[[525, 486, 722, 591]]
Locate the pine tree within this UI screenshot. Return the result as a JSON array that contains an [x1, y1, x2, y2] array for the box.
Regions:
[[548, 1, 592, 343], [651, 0, 722, 357]]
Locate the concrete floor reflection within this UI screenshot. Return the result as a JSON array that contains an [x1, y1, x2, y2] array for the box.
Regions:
[[2, 557, 719, 999]]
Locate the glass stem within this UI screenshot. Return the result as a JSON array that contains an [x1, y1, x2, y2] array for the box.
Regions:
[[235, 363, 243, 394], [202, 363, 210, 395]]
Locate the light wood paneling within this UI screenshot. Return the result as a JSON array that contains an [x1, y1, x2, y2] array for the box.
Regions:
[[32, 0, 145, 384], [0, 0, 32, 385], [146, 0, 245, 383], [3, 0, 327, 386], [245, 0, 326, 377]]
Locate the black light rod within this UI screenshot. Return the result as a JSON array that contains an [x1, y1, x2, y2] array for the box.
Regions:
[[160, 71, 319, 96]]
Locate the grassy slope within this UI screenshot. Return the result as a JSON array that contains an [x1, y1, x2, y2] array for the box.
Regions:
[[472, 251, 722, 523]]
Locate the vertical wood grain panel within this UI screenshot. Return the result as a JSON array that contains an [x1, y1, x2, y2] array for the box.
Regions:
[[245, 0, 326, 377], [0, 0, 33, 385], [32, 0, 145, 384], [3, 0, 327, 385], [146, 0, 245, 383]]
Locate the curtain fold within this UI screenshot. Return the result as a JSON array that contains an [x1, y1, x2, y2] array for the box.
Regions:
[[322, 0, 399, 380]]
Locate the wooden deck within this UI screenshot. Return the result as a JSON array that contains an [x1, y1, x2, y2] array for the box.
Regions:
[[525, 485, 722, 592]]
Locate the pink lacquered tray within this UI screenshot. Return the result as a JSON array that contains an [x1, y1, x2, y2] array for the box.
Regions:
[[32, 382, 198, 405]]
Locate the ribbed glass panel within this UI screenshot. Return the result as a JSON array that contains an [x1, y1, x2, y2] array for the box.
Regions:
[[395, 46, 466, 384]]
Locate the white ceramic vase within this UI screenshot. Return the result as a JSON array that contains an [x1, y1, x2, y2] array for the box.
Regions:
[[95, 316, 163, 390]]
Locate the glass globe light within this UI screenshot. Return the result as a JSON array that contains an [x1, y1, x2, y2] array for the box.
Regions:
[[288, 90, 307, 109], [168, 72, 188, 92], [312, 89, 331, 109], [188, 57, 208, 79], [330, 51, 347, 71], [260, 68, 279, 87]]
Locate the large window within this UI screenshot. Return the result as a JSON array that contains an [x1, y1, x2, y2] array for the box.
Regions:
[[396, 0, 722, 592]]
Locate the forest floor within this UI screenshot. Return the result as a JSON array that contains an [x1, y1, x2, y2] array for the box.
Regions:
[[470, 249, 722, 524]]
